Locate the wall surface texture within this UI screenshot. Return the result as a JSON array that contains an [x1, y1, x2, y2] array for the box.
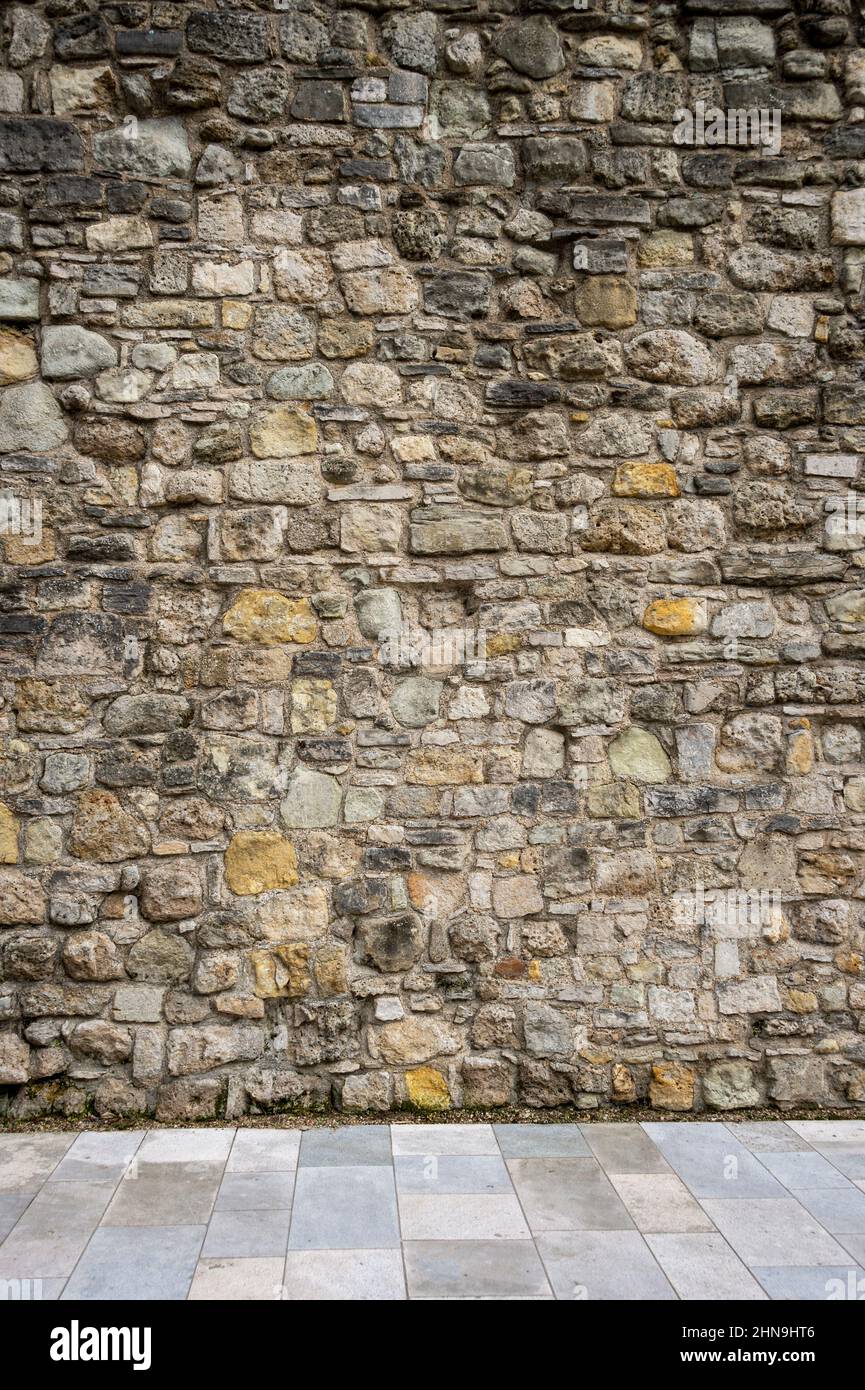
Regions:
[[0, 0, 864, 1121]]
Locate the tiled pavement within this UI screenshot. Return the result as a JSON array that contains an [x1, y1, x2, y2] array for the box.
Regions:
[[1, 1121, 864, 1301]]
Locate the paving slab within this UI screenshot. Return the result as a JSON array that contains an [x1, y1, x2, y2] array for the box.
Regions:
[[188, 1257, 284, 1301], [700, 1197, 851, 1267], [215, 1171, 296, 1212], [226, 1129, 301, 1173], [398, 1192, 530, 1241], [202, 1209, 291, 1259], [723, 1122, 811, 1153], [608, 1172, 715, 1233], [136, 1129, 235, 1165], [787, 1121, 865, 1145], [647, 1233, 768, 1301], [758, 1151, 854, 1190], [507, 1158, 635, 1233], [643, 1123, 787, 1200], [392, 1124, 498, 1156], [0, 1134, 75, 1194], [299, 1125, 392, 1167], [0, 1193, 32, 1243], [288, 1166, 400, 1250], [752, 1265, 865, 1301], [52, 1131, 146, 1184], [0, 1180, 116, 1280], [282, 1248, 406, 1301], [536, 1231, 677, 1301], [404, 1240, 550, 1299], [101, 1162, 222, 1227], [580, 1123, 671, 1174], [62, 1225, 205, 1301], [789, 1185, 865, 1235], [394, 1154, 511, 1195], [494, 1124, 591, 1159]]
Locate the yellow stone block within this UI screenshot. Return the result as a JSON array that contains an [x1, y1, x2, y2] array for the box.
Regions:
[[405, 746, 483, 786], [787, 990, 818, 1013], [612, 1062, 637, 1102], [649, 1062, 694, 1111], [223, 300, 253, 330], [0, 803, 19, 863], [291, 678, 337, 734], [405, 1066, 451, 1110], [223, 589, 317, 646], [250, 405, 317, 459], [638, 230, 694, 267], [250, 944, 310, 998], [485, 633, 522, 656], [0, 328, 38, 384], [314, 944, 348, 996], [574, 275, 637, 329], [612, 462, 680, 498], [225, 830, 298, 895], [786, 729, 814, 776], [642, 597, 707, 637]]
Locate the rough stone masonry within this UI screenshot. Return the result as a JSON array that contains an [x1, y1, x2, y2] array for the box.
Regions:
[[0, 0, 864, 1123]]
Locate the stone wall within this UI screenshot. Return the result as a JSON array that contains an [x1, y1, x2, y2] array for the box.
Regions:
[[0, 0, 864, 1122]]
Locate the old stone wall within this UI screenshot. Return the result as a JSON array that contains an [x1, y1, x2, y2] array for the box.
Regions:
[[0, 0, 864, 1122]]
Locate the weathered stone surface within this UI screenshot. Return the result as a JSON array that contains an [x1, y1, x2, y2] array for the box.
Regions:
[[0, 2, 857, 1118], [225, 832, 298, 896]]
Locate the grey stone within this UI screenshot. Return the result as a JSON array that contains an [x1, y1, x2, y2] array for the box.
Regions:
[[40, 326, 116, 380]]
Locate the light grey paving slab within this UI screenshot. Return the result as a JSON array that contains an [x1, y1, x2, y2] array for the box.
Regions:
[[700, 1197, 851, 1267], [752, 1265, 865, 1301], [288, 1166, 399, 1250], [404, 1240, 550, 1299], [507, 1158, 635, 1232], [282, 1248, 406, 1300], [189, 1257, 284, 1301], [581, 1123, 671, 1174], [201, 1209, 291, 1259], [836, 1232, 865, 1266], [62, 1225, 205, 1301], [136, 1128, 235, 1165], [391, 1124, 498, 1156], [394, 1154, 511, 1195], [537, 1231, 677, 1301], [758, 1151, 853, 1190], [101, 1161, 222, 1227], [227, 1129, 300, 1173], [52, 1130, 146, 1183], [608, 1173, 715, 1234], [809, 1145, 865, 1181], [399, 1192, 530, 1241], [215, 1171, 296, 1212], [647, 1233, 768, 1300], [786, 1121, 865, 1145], [642, 1123, 787, 1199], [494, 1124, 590, 1159], [789, 1185, 865, 1235], [0, 1134, 75, 1194], [724, 1122, 811, 1153], [0, 1193, 32, 1242], [0, 1181, 117, 1280], [299, 1125, 392, 1167]]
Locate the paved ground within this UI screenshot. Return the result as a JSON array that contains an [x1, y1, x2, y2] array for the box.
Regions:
[[1, 1121, 864, 1300]]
